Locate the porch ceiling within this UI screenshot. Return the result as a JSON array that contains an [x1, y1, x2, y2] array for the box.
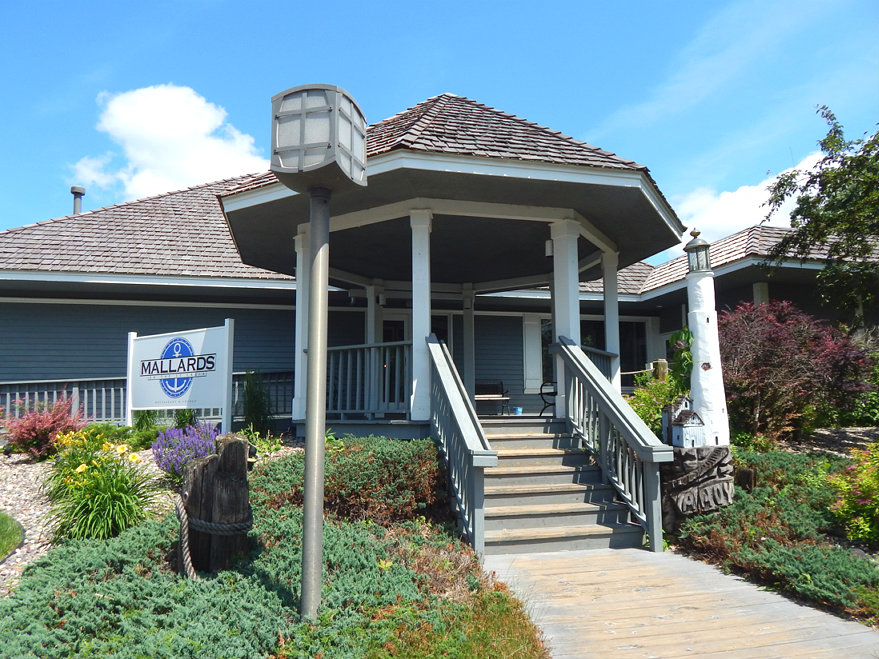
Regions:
[[223, 163, 683, 290]]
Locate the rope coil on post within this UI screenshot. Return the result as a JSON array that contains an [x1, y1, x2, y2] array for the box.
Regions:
[[175, 493, 253, 580]]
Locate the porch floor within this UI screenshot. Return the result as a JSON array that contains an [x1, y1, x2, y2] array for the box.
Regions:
[[484, 548, 879, 659]]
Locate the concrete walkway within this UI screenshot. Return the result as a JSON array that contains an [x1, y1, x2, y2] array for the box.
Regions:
[[484, 548, 879, 659]]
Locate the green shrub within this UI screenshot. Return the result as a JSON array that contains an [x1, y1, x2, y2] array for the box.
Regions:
[[676, 449, 879, 615], [828, 441, 879, 546], [243, 371, 273, 437], [730, 431, 777, 453], [626, 372, 681, 437], [173, 408, 199, 429], [252, 436, 447, 524], [47, 429, 158, 541]]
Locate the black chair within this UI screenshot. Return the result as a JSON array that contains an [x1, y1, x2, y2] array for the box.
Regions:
[[539, 381, 557, 417]]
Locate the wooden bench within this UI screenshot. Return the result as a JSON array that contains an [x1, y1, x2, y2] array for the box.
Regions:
[[474, 380, 510, 415]]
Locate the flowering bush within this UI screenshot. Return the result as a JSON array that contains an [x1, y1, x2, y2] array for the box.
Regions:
[[828, 441, 879, 546], [46, 428, 157, 541], [1, 397, 85, 460], [151, 422, 218, 482]]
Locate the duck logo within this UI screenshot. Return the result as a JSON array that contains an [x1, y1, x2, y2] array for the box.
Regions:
[[139, 337, 217, 399]]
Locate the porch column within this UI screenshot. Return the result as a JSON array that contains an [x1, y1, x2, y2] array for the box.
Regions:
[[410, 209, 433, 421], [551, 220, 581, 416], [602, 250, 622, 390], [462, 284, 476, 399], [752, 281, 769, 305], [292, 226, 310, 421], [365, 282, 384, 418]]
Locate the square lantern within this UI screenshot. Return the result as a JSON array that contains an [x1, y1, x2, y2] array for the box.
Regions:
[[271, 84, 367, 193]]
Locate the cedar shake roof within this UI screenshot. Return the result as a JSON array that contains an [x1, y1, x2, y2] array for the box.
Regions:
[[580, 260, 654, 296], [642, 225, 813, 293], [0, 176, 291, 280], [226, 93, 648, 196]]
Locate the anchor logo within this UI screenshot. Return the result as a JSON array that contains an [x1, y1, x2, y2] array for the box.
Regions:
[[159, 337, 195, 398]]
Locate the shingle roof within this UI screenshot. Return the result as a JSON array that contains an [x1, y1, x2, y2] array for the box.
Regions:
[[0, 176, 291, 280], [642, 225, 813, 293], [226, 93, 647, 196], [580, 260, 654, 295], [367, 93, 644, 170]]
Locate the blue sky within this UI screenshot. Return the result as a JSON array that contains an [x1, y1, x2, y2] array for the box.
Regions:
[[1, 0, 876, 260]]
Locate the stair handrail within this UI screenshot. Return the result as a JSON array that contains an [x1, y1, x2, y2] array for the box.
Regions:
[[426, 334, 497, 553], [551, 336, 673, 551]]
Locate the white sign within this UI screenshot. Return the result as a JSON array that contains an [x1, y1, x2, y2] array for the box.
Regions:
[[125, 319, 234, 431]]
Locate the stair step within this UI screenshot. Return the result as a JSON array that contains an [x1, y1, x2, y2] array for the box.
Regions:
[[484, 501, 628, 530], [487, 433, 581, 450], [493, 447, 592, 467], [483, 522, 644, 554], [484, 481, 616, 505], [486, 463, 602, 485]]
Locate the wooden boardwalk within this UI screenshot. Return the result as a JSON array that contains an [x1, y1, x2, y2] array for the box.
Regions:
[[484, 548, 879, 659]]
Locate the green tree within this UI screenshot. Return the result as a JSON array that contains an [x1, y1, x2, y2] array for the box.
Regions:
[[765, 106, 879, 320]]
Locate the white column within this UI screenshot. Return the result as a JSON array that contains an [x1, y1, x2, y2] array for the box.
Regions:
[[410, 209, 433, 421], [687, 271, 730, 445], [752, 281, 769, 305], [550, 220, 581, 345], [462, 284, 476, 399], [551, 220, 581, 417], [602, 250, 622, 390], [292, 226, 310, 421]]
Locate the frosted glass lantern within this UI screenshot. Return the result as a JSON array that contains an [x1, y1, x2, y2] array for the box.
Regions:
[[684, 230, 711, 272], [270, 84, 367, 193]]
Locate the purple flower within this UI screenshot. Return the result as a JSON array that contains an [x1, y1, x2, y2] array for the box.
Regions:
[[151, 422, 217, 479]]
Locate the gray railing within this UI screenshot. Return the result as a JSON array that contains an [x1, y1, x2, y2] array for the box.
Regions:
[[581, 345, 616, 380], [326, 341, 411, 418], [551, 336, 673, 552], [427, 334, 497, 553], [0, 371, 294, 427]]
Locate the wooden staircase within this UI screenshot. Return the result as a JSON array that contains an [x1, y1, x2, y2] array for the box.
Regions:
[[481, 417, 645, 554]]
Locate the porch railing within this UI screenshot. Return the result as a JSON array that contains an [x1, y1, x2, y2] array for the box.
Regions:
[[551, 336, 673, 552], [325, 341, 411, 418], [0, 371, 294, 427], [581, 345, 616, 380], [427, 334, 497, 553]]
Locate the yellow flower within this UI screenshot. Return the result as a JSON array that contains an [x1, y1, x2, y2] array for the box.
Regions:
[[75, 463, 88, 473], [116, 444, 129, 454], [102, 442, 113, 451], [129, 453, 142, 463]]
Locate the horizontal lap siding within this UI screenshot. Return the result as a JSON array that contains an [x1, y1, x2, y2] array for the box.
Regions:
[[474, 315, 538, 414], [0, 302, 296, 381]]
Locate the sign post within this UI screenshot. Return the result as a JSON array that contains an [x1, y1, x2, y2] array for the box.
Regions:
[[126, 319, 235, 432]]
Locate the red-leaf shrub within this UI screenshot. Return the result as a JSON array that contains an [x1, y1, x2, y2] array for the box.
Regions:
[[2, 397, 86, 460], [719, 301, 873, 439]]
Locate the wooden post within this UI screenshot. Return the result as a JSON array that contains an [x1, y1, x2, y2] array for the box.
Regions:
[[182, 434, 252, 573], [653, 358, 669, 381]]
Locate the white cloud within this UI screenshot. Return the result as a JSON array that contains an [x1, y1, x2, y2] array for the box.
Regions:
[[72, 85, 268, 200], [646, 152, 821, 264]]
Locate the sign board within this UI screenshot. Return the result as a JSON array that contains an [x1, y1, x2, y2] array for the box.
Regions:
[[125, 319, 234, 431]]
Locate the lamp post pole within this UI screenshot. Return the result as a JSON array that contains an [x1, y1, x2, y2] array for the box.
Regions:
[[301, 187, 331, 620]]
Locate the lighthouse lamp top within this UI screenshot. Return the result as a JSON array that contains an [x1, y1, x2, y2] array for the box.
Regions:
[[684, 229, 712, 272], [270, 84, 367, 194]]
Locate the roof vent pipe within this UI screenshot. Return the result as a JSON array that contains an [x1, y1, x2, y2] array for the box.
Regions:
[[70, 186, 85, 215]]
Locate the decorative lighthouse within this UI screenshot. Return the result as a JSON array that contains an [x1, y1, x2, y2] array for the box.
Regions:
[[682, 229, 730, 446], [659, 230, 734, 530]]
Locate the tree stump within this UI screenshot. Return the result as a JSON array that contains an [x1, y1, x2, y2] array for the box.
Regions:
[[182, 434, 252, 573]]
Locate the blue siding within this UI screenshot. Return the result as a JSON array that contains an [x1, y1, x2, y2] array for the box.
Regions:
[[0, 302, 367, 382], [474, 315, 539, 414]]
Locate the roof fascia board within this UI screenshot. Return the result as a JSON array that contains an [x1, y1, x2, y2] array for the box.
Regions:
[[0, 270, 297, 290], [0, 295, 296, 311], [639, 257, 824, 301]]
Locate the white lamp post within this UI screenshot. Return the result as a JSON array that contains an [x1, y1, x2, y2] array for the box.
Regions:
[[270, 84, 367, 621], [683, 230, 730, 446]]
